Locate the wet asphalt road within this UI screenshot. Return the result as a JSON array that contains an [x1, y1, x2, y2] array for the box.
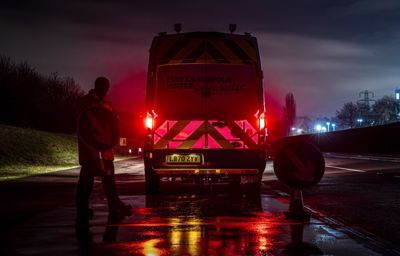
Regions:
[[0, 155, 400, 255]]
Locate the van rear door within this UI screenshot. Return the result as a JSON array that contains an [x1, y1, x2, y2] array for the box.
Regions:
[[155, 63, 259, 121]]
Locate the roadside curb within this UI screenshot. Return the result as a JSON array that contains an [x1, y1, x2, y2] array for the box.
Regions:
[[324, 152, 400, 162]]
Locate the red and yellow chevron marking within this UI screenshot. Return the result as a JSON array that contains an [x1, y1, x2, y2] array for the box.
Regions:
[[153, 120, 258, 150], [168, 39, 203, 64], [226, 120, 257, 149], [153, 120, 191, 149], [154, 38, 182, 62], [153, 36, 258, 65], [230, 37, 258, 61], [207, 39, 243, 64]]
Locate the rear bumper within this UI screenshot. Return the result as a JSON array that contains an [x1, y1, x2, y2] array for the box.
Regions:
[[145, 149, 267, 177], [154, 168, 259, 176]]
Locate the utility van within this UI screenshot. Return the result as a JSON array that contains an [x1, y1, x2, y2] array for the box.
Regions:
[[144, 27, 267, 194]]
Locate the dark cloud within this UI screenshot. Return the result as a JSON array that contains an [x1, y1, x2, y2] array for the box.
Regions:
[[259, 32, 400, 115], [2, 0, 400, 41]]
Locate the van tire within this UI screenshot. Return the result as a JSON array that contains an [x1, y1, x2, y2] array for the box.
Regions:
[[230, 175, 262, 196], [243, 181, 261, 196], [145, 162, 160, 195], [242, 173, 263, 196]]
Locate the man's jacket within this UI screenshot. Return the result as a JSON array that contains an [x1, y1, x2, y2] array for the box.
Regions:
[[76, 89, 116, 164]]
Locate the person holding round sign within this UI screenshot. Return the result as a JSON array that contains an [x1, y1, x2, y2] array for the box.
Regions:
[[75, 77, 131, 226]]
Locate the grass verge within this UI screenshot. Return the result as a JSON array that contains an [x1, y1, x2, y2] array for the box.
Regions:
[[0, 125, 134, 181], [0, 124, 79, 181]]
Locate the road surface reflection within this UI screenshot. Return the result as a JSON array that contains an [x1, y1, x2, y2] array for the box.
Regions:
[[77, 191, 323, 255]]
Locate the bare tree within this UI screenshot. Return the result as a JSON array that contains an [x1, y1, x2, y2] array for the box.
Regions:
[[0, 55, 84, 133], [372, 96, 400, 124], [336, 102, 359, 128]]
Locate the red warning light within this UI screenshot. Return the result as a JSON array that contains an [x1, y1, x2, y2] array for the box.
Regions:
[[259, 112, 266, 130], [146, 112, 153, 130], [254, 110, 266, 130], [146, 110, 158, 130]]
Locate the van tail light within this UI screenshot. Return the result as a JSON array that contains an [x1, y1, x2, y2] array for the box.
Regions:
[[254, 110, 266, 131], [146, 112, 154, 130], [259, 112, 266, 130], [146, 110, 158, 130]]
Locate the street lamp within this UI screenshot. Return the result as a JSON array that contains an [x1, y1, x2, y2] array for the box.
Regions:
[[326, 122, 330, 132], [315, 124, 322, 133], [332, 123, 336, 131], [356, 118, 363, 127]]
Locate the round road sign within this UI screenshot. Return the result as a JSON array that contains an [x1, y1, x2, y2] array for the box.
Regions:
[[273, 141, 325, 189], [77, 106, 119, 151]]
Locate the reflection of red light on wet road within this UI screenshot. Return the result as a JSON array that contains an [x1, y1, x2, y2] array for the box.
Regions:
[[142, 239, 162, 256], [111, 212, 284, 256]]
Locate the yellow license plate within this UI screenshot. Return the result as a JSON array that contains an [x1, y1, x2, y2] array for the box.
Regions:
[[166, 154, 202, 164]]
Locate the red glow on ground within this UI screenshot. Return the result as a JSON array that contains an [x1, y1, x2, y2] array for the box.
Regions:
[[104, 214, 285, 255]]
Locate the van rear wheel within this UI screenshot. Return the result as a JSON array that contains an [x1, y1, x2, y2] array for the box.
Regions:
[[145, 162, 160, 195], [243, 181, 261, 195], [230, 174, 262, 196], [241, 173, 262, 196]]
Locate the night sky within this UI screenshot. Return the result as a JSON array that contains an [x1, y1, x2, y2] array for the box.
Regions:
[[1, 0, 400, 118]]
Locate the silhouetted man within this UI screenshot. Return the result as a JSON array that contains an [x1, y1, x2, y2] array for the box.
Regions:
[[75, 76, 131, 226]]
